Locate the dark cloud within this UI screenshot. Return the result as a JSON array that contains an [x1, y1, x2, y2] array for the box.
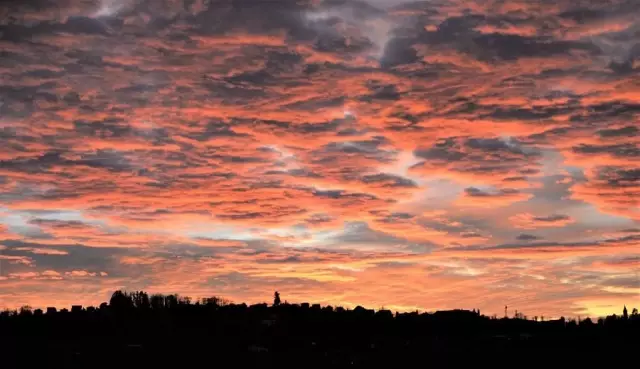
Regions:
[[314, 138, 395, 165], [597, 126, 638, 138], [62, 16, 112, 35], [620, 228, 640, 233], [485, 106, 575, 121], [464, 187, 520, 197], [558, 2, 639, 23], [465, 233, 640, 252], [460, 232, 484, 239], [413, 137, 539, 180], [533, 214, 572, 223], [190, 1, 312, 37], [0, 239, 126, 275], [297, 120, 344, 134], [360, 82, 401, 101], [472, 34, 598, 61], [465, 138, 529, 154], [283, 95, 346, 111], [304, 213, 336, 225], [312, 189, 378, 201], [603, 276, 640, 289], [73, 118, 132, 138], [361, 173, 417, 187], [414, 138, 467, 161], [372, 211, 415, 222], [29, 219, 87, 228], [573, 143, 640, 158], [333, 221, 406, 246], [380, 37, 419, 68], [188, 121, 248, 141], [580, 103, 640, 120], [0, 152, 65, 173], [0, 0, 56, 9], [516, 233, 542, 241], [593, 166, 640, 187], [266, 168, 323, 178], [0, 16, 112, 44]]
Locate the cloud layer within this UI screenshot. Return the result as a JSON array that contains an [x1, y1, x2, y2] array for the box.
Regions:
[[0, 0, 638, 317]]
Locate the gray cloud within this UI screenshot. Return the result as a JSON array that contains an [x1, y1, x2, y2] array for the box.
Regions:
[[516, 233, 542, 241]]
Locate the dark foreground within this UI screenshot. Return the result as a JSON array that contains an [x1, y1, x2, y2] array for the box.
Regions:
[[1, 293, 638, 368]]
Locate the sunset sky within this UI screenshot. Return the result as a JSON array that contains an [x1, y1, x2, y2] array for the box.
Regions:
[[0, 0, 638, 317]]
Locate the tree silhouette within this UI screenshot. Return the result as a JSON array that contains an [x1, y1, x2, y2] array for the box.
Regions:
[[131, 291, 150, 309], [273, 291, 281, 306], [150, 294, 165, 309], [2, 289, 639, 369], [202, 296, 231, 307], [19, 306, 32, 317], [109, 290, 133, 311], [179, 296, 192, 305], [164, 294, 178, 308], [623, 305, 628, 320]]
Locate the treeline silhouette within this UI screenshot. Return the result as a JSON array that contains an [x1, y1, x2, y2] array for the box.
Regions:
[[1, 290, 638, 368]]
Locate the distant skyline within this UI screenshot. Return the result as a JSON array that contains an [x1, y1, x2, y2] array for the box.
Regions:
[[0, 0, 638, 317]]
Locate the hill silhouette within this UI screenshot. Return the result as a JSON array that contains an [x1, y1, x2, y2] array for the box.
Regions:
[[1, 290, 638, 368]]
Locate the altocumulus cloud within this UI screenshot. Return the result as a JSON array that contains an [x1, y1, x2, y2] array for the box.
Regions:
[[0, 0, 638, 318]]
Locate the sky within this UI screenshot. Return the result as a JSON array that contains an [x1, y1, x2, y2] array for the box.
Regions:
[[0, 0, 638, 318]]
